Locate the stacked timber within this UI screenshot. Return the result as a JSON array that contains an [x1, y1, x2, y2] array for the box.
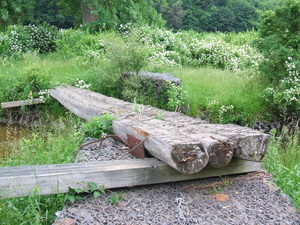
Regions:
[[50, 86, 270, 174]]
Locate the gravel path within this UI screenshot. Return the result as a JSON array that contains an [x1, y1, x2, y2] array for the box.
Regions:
[[53, 138, 300, 225]]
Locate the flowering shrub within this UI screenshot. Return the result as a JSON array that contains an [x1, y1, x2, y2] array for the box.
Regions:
[[147, 50, 182, 72], [206, 100, 244, 124], [130, 26, 263, 72], [74, 78, 91, 89], [3, 24, 57, 55], [23, 24, 57, 53], [6, 25, 32, 54], [263, 57, 300, 119], [187, 39, 263, 71]]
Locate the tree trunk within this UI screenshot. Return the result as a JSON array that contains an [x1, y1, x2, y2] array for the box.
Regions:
[[81, 0, 98, 24]]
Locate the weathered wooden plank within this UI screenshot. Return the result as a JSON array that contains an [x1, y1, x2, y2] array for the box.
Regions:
[[1, 98, 42, 109], [0, 158, 261, 198]]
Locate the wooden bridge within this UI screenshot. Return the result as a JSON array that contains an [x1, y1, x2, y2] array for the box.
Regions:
[[0, 86, 269, 198]]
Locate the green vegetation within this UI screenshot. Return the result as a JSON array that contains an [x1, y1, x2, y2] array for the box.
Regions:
[[0, 116, 82, 225], [0, 0, 299, 223], [80, 114, 115, 138], [264, 128, 300, 208], [64, 182, 106, 203], [173, 68, 266, 124]]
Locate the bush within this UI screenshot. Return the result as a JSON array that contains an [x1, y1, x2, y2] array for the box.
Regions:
[[0, 62, 52, 103], [81, 114, 115, 138], [263, 58, 300, 120], [256, 0, 300, 121], [55, 29, 106, 58], [3, 24, 58, 56], [256, 0, 300, 84], [131, 26, 264, 72], [23, 24, 58, 53]]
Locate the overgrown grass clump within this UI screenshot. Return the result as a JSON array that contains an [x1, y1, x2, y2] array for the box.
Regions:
[[173, 68, 266, 125], [263, 127, 300, 209], [0, 115, 83, 224]]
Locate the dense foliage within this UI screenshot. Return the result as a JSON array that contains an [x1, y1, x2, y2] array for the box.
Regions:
[[256, 0, 300, 121], [0, 0, 35, 29], [1, 0, 283, 32], [155, 0, 282, 32], [0, 23, 57, 56], [0, 1, 300, 222]]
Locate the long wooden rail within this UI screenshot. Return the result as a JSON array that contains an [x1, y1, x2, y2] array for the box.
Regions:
[[0, 158, 261, 198], [1, 98, 42, 109]]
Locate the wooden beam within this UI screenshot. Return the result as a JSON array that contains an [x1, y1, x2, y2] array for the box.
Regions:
[[1, 98, 42, 109], [0, 158, 261, 198], [50, 86, 270, 167]]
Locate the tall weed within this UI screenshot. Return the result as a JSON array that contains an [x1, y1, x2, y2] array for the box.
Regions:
[[0, 116, 82, 225], [263, 127, 300, 209], [1, 116, 82, 166]]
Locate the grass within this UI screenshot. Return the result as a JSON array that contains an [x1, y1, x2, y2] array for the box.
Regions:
[[1, 115, 83, 166], [0, 27, 299, 223], [263, 127, 300, 209], [0, 115, 83, 225], [173, 67, 266, 125]]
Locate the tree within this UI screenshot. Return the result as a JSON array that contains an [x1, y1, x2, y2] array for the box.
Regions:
[[257, 0, 300, 83], [58, 0, 165, 29], [217, 7, 234, 32], [33, 0, 74, 28], [231, 0, 258, 32], [159, 1, 184, 31], [0, 0, 35, 29]]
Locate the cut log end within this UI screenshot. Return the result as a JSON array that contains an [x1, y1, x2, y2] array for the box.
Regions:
[[233, 134, 270, 161], [171, 144, 209, 174], [208, 141, 233, 168]]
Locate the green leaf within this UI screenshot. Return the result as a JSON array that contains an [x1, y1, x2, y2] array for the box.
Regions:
[[64, 193, 71, 202], [67, 187, 76, 195], [88, 182, 98, 191], [99, 185, 106, 194], [75, 188, 84, 193], [76, 195, 85, 200], [93, 191, 101, 199], [68, 195, 76, 203]]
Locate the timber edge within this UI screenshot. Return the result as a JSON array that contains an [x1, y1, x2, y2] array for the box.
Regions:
[[1, 98, 42, 109], [0, 158, 261, 198]]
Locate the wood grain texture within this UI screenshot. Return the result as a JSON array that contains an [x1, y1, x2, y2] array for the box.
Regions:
[[1, 98, 42, 108], [49, 86, 270, 173], [0, 158, 261, 198]]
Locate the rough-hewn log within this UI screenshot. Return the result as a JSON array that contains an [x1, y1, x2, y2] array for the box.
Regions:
[[113, 116, 233, 170], [0, 158, 261, 198], [113, 117, 211, 174], [50, 86, 269, 172]]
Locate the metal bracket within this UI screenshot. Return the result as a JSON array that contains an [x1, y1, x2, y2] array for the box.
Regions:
[[79, 133, 147, 159], [127, 134, 147, 159]]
